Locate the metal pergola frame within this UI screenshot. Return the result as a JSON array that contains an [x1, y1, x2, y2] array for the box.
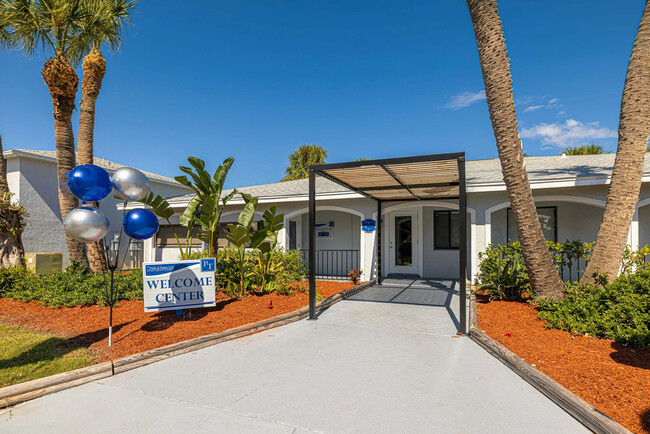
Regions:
[[308, 152, 468, 334]]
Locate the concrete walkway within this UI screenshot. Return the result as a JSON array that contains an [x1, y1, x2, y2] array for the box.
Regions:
[[0, 281, 587, 433]]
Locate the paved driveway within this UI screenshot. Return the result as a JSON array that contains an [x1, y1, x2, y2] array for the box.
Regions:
[[0, 281, 587, 433]]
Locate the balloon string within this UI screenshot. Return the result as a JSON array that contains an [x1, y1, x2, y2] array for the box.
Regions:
[[107, 200, 129, 307], [113, 200, 129, 270]]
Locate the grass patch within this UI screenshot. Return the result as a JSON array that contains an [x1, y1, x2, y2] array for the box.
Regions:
[[0, 324, 94, 387]]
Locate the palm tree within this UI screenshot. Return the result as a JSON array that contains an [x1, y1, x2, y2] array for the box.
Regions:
[[0, 135, 27, 267], [4, 0, 114, 268], [282, 144, 327, 181], [465, 0, 564, 300], [76, 0, 135, 273], [561, 144, 608, 155], [582, 2, 650, 282], [0, 2, 11, 48]]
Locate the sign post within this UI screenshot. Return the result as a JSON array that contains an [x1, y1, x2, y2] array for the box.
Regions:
[[143, 258, 217, 312]]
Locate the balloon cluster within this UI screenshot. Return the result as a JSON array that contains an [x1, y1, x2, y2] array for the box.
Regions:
[[63, 165, 160, 243]]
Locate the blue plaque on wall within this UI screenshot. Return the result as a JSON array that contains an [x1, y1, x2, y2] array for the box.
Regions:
[[362, 219, 376, 233]]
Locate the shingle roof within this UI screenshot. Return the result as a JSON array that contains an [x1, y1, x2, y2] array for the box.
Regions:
[[165, 153, 648, 204], [465, 153, 634, 185], [5, 149, 181, 185]]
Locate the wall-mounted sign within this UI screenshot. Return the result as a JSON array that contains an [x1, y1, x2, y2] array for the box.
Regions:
[[362, 219, 376, 233], [316, 221, 335, 238], [143, 258, 216, 312]]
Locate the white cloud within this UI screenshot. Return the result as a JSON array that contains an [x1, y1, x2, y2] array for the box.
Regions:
[[519, 119, 617, 148], [522, 96, 560, 113], [445, 90, 486, 110], [523, 105, 544, 112]]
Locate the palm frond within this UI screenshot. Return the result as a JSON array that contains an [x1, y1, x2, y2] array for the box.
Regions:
[[3, 0, 135, 65]]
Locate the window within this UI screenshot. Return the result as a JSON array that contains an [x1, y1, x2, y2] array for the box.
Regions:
[[156, 225, 203, 248], [434, 210, 459, 249], [288, 221, 297, 250], [507, 207, 557, 243]]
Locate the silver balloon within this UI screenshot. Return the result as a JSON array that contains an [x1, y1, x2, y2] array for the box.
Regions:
[[64, 207, 110, 243], [111, 167, 150, 201]]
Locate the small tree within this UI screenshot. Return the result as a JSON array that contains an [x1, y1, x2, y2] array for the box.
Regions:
[[138, 156, 235, 259], [282, 144, 327, 181], [0, 136, 27, 267], [223, 193, 284, 297], [223, 193, 262, 298]]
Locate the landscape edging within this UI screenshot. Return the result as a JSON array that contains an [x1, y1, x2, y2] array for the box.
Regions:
[[468, 294, 632, 434], [0, 280, 376, 409]]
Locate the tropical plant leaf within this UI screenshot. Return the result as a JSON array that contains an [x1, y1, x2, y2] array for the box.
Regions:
[[261, 205, 284, 233], [135, 192, 174, 220], [196, 228, 212, 244], [237, 198, 258, 228], [213, 157, 235, 186], [233, 188, 254, 204], [224, 224, 251, 248], [180, 195, 201, 228], [258, 241, 272, 254], [250, 229, 268, 249], [178, 166, 210, 193], [189, 160, 214, 196], [187, 156, 205, 172]]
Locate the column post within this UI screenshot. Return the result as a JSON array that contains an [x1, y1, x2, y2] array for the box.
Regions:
[[308, 169, 316, 320]]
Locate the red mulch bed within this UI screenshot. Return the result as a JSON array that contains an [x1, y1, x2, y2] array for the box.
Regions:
[[477, 296, 650, 434], [0, 281, 355, 363]]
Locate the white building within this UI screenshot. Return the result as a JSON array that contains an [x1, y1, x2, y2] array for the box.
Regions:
[[4, 149, 192, 266], [145, 153, 650, 283]]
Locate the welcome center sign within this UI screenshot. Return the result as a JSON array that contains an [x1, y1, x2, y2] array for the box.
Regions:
[[143, 259, 216, 312]]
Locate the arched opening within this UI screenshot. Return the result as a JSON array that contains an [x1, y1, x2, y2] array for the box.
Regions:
[[285, 206, 364, 280], [485, 196, 606, 281]]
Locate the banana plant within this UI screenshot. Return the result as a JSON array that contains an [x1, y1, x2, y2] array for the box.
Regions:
[[224, 193, 267, 297], [175, 156, 235, 257], [256, 205, 285, 292]]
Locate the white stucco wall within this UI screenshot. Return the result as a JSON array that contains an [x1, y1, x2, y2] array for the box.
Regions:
[[421, 206, 472, 280], [145, 175, 650, 283], [18, 157, 69, 260], [6, 158, 20, 202]]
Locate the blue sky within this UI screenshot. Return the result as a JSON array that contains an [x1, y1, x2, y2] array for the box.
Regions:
[[0, 1, 644, 189]]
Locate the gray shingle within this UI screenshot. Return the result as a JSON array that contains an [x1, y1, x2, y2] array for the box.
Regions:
[[166, 153, 645, 203], [5, 149, 180, 185]]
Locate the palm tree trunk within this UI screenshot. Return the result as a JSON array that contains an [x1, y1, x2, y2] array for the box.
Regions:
[[0, 135, 26, 267], [78, 47, 108, 273], [582, 2, 650, 282], [466, 0, 564, 300], [42, 53, 89, 268]]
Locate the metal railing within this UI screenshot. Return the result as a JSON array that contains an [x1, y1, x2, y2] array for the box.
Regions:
[[299, 249, 360, 281], [552, 251, 588, 282]]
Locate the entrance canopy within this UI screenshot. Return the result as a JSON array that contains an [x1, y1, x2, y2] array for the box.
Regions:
[[307, 152, 468, 333], [315, 152, 463, 201]]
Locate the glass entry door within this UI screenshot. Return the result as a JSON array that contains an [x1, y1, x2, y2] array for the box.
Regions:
[[388, 211, 419, 275]]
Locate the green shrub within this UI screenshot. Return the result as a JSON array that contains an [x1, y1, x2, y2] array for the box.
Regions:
[[476, 242, 531, 300], [0, 266, 34, 297], [0, 262, 143, 308], [184, 250, 211, 260], [214, 247, 307, 297], [537, 269, 650, 348], [254, 248, 307, 295]]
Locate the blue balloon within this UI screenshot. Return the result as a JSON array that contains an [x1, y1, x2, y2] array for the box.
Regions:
[[123, 208, 159, 240], [67, 165, 112, 202]]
